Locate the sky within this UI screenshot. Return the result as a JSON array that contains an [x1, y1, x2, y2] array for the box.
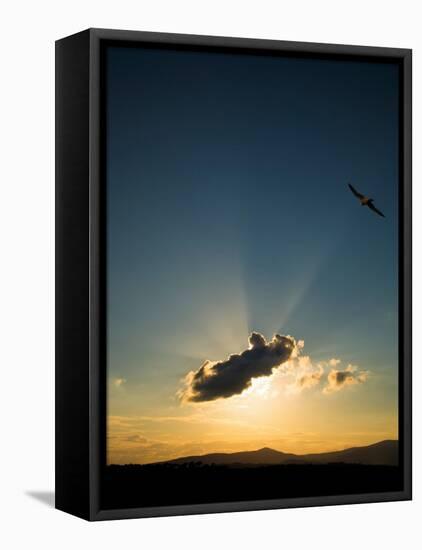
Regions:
[[105, 44, 399, 464]]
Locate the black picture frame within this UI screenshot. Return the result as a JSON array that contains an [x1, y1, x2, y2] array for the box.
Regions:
[[55, 28, 412, 521]]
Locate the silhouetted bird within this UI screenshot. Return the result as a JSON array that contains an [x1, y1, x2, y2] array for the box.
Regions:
[[348, 183, 385, 218]]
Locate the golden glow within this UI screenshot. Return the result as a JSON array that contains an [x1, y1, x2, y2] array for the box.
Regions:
[[107, 347, 398, 464], [107, 257, 397, 465]]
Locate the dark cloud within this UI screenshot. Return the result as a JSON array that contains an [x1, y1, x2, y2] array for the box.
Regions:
[[323, 366, 369, 394], [179, 332, 297, 403]]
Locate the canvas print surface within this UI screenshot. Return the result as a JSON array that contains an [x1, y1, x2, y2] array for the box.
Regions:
[[103, 44, 402, 509]]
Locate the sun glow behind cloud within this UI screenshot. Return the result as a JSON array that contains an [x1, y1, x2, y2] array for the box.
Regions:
[[178, 332, 297, 403], [178, 332, 369, 405], [107, 331, 397, 465]]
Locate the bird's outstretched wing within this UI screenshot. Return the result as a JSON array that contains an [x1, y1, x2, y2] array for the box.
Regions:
[[368, 202, 385, 218], [348, 183, 364, 199]]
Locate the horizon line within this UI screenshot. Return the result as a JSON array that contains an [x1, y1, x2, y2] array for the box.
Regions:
[[108, 438, 398, 467]]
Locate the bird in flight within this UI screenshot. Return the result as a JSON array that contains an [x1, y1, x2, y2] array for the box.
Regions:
[[348, 183, 385, 218]]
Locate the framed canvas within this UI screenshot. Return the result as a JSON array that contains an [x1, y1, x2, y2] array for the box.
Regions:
[[55, 28, 412, 521]]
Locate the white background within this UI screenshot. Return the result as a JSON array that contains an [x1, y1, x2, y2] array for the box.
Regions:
[[0, 1, 419, 548]]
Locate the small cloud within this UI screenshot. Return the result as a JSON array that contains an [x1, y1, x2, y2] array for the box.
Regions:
[[323, 365, 369, 394], [126, 434, 148, 444], [113, 377, 127, 388], [296, 364, 324, 389], [179, 332, 298, 403]]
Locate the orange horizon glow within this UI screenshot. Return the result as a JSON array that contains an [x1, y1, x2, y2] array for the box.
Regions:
[[107, 341, 398, 465]]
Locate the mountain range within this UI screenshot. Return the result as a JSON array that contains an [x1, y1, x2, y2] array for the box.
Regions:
[[165, 440, 398, 467]]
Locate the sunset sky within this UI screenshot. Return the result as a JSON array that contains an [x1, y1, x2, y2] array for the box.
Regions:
[[105, 45, 399, 464]]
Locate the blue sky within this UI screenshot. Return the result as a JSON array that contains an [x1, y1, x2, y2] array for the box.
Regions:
[[105, 45, 399, 460]]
